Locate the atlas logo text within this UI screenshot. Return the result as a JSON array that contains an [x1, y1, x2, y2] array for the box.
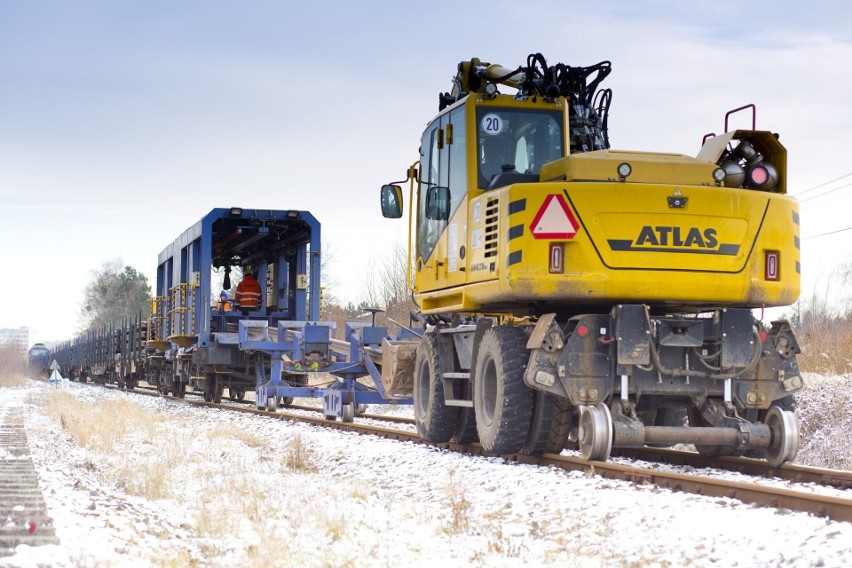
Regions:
[[635, 226, 718, 248]]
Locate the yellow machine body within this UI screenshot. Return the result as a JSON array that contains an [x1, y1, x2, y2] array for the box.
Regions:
[[381, 55, 804, 465], [407, 94, 799, 316], [382, 55, 804, 465]]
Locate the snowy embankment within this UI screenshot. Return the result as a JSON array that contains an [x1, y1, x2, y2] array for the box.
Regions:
[[1, 376, 851, 567]]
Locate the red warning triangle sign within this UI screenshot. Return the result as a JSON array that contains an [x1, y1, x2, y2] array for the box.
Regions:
[[530, 194, 579, 239]]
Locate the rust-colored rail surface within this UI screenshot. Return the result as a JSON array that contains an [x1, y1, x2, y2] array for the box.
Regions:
[[612, 447, 852, 490]]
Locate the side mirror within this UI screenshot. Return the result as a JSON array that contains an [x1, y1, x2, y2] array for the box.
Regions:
[[425, 186, 451, 221], [380, 184, 403, 218]]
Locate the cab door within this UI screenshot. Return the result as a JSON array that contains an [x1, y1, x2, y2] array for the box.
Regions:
[[415, 106, 468, 293]]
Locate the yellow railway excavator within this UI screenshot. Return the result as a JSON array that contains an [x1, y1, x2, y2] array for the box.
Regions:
[[379, 53, 802, 465]]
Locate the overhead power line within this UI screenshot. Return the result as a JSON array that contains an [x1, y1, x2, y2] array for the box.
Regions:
[[802, 225, 852, 240], [794, 172, 852, 197], [799, 180, 852, 206]]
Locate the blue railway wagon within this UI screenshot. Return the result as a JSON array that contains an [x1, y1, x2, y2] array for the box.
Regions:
[[28, 343, 51, 378], [146, 207, 322, 402]]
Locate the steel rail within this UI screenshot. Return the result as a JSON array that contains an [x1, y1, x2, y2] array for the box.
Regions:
[[612, 447, 852, 490], [509, 452, 852, 523], [118, 383, 415, 424]]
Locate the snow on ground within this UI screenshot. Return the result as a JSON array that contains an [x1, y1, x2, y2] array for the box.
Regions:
[[795, 373, 852, 471], [2, 379, 851, 567]]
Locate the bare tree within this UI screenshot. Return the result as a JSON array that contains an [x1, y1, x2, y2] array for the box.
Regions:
[[360, 243, 417, 333], [320, 239, 337, 295], [795, 259, 852, 333], [80, 259, 152, 331]]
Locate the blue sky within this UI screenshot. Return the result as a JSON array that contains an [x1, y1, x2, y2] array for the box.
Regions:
[[2, 1, 852, 341]]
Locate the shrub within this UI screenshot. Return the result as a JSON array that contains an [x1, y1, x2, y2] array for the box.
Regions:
[[0, 344, 28, 387]]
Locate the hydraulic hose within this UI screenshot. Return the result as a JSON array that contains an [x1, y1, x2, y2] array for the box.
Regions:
[[642, 305, 763, 380]]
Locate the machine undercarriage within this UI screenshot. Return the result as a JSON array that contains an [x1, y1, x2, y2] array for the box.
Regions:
[[414, 305, 801, 465]]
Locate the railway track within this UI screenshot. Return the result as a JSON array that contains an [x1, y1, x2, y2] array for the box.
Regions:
[[95, 382, 852, 523], [612, 447, 852, 490], [117, 383, 416, 425], [0, 412, 60, 555]]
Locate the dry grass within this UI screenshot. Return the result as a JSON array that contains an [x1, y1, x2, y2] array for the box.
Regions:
[[487, 525, 526, 557], [114, 431, 189, 500], [794, 374, 852, 470], [782, 287, 852, 469], [444, 468, 472, 534], [151, 549, 198, 568], [194, 497, 240, 539], [796, 318, 852, 375], [0, 345, 28, 387], [792, 264, 852, 375], [324, 514, 347, 542], [33, 386, 390, 566], [46, 390, 158, 452], [209, 426, 267, 449], [283, 434, 318, 472], [244, 539, 293, 568], [189, 433, 315, 553], [350, 481, 374, 503], [46, 390, 180, 499]]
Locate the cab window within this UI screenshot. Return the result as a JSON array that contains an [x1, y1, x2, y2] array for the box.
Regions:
[[417, 123, 442, 262], [477, 108, 564, 188], [417, 107, 467, 264]]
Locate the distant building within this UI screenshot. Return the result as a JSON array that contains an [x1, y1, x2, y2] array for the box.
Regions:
[[0, 326, 29, 357]]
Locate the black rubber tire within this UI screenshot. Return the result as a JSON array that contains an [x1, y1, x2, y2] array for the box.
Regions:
[[473, 326, 534, 455], [452, 407, 479, 445], [413, 333, 459, 443], [524, 392, 573, 454]]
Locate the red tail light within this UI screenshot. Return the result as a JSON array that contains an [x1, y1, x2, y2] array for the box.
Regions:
[[750, 165, 769, 186], [549, 243, 564, 274], [765, 251, 779, 281]]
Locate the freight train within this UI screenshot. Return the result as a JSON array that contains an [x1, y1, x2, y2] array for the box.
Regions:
[[54, 53, 803, 466], [52, 208, 415, 421], [378, 53, 802, 466]]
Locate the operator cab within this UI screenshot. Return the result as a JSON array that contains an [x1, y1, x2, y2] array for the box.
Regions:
[[381, 54, 612, 279]]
